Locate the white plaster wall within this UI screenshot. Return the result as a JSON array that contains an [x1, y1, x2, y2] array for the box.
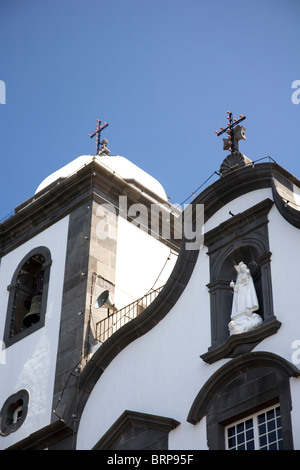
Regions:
[[204, 188, 272, 233], [76, 238, 224, 450], [114, 215, 177, 309], [0, 216, 69, 449], [76, 187, 300, 450], [256, 204, 300, 450]]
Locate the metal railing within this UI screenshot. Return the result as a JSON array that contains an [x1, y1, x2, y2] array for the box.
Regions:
[[95, 286, 164, 343]]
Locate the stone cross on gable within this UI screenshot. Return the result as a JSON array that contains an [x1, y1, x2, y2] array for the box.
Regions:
[[215, 112, 246, 153]]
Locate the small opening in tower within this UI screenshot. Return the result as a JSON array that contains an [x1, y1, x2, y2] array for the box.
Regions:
[[10, 253, 45, 337]]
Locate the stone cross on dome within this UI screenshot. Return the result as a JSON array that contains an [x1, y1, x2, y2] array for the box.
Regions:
[[88, 120, 110, 156], [215, 111, 246, 153]]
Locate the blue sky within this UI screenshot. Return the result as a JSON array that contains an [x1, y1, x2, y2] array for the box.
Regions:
[[1, 0, 299, 220]]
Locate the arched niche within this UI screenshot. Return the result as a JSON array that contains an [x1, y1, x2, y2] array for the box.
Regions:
[[202, 199, 281, 363]]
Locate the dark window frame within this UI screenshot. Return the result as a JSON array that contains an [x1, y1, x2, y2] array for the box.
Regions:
[[3, 246, 52, 347], [187, 352, 299, 450]]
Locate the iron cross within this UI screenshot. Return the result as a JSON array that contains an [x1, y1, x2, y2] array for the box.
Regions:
[[215, 112, 246, 153], [89, 120, 109, 155]]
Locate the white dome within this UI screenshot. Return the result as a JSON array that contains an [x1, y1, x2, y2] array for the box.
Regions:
[[35, 155, 168, 201]]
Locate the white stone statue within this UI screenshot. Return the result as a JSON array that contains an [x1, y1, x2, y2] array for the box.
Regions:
[[228, 261, 262, 335]]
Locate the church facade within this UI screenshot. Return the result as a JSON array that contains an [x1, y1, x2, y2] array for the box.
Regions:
[[1, 130, 300, 450]]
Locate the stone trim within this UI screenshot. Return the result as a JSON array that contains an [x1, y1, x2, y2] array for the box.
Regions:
[[271, 169, 300, 229], [92, 410, 180, 450], [190, 352, 299, 450], [3, 246, 52, 348], [50, 203, 93, 422], [187, 351, 300, 426], [5, 419, 73, 450], [200, 319, 282, 363], [0, 159, 179, 257], [194, 162, 274, 221], [203, 198, 276, 358]]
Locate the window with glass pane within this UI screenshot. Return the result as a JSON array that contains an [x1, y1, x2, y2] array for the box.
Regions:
[[226, 405, 283, 450]]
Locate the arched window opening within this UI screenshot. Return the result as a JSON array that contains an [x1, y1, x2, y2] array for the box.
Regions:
[[10, 253, 45, 336], [4, 247, 51, 347], [202, 199, 280, 363]]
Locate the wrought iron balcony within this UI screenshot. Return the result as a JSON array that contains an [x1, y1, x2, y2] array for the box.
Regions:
[[95, 286, 164, 343]]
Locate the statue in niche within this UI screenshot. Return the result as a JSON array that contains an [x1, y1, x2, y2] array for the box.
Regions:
[[228, 261, 262, 335]]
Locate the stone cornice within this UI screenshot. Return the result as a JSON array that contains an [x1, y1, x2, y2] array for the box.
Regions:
[[5, 419, 73, 450], [0, 159, 181, 256]]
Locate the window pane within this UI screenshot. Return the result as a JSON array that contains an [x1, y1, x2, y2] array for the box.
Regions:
[[228, 437, 236, 448], [269, 442, 277, 450], [259, 434, 267, 447], [225, 405, 283, 451], [245, 419, 253, 429], [258, 406, 282, 450], [246, 440, 255, 450], [258, 423, 266, 434], [276, 416, 281, 428], [267, 419, 276, 432], [236, 422, 244, 434]]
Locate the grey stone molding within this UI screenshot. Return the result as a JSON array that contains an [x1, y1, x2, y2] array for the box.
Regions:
[[194, 161, 300, 227], [203, 198, 277, 359], [200, 319, 282, 363], [0, 159, 180, 258], [271, 168, 300, 229], [187, 352, 300, 450], [187, 351, 300, 425], [5, 419, 73, 450], [3, 246, 52, 347], [92, 410, 180, 450]]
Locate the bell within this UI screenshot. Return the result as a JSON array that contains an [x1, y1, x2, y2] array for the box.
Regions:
[[23, 295, 42, 327]]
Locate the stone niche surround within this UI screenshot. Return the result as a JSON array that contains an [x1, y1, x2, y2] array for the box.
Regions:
[[201, 198, 281, 364]]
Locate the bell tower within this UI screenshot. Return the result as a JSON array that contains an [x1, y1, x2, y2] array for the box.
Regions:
[[0, 139, 181, 449]]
